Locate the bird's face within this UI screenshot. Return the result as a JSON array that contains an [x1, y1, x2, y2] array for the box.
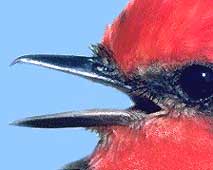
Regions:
[[12, 0, 213, 169]]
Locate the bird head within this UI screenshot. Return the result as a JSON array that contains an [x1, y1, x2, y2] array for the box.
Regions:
[[12, 0, 213, 170]]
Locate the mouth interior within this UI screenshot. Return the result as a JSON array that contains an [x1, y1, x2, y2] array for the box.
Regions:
[[131, 96, 162, 113]]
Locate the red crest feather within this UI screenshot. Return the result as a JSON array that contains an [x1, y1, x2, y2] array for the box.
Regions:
[[103, 0, 213, 73]]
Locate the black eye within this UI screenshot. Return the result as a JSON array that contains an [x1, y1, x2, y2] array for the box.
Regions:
[[179, 64, 213, 100]]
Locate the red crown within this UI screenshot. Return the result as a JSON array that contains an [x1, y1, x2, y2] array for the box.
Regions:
[[102, 0, 213, 73]]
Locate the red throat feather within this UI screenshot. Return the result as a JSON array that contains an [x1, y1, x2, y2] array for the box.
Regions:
[[90, 116, 213, 170], [103, 0, 213, 73]]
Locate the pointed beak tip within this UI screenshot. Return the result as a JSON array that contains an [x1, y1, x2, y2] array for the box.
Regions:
[[10, 56, 27, 67], [10, 120, 24, 127], [10, 58, 19, 67], [10, 118, 34, 128]]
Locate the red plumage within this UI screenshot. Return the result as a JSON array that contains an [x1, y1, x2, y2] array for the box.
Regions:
[[87, 0, 213, 169], [90, 116, 213, 170], [103, 0, 213, 73]]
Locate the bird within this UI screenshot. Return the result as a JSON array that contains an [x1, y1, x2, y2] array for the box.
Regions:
[[11, 0, 213, 169]]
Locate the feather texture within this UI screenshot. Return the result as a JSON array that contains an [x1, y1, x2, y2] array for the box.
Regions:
[[103, 0, 213, 73]]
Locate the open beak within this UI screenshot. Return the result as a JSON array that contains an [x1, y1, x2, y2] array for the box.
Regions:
[[11, 53, 141, 128]]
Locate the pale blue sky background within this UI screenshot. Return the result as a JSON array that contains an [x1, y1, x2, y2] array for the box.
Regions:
[[1, 1, 131, 170]]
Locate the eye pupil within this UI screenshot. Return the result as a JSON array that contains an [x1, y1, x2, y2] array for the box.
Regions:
[[179, 64, 213, 100]]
